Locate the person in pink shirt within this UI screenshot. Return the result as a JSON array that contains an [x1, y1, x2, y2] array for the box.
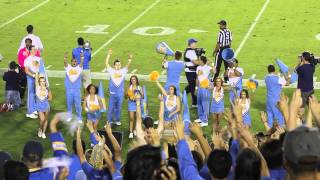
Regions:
[[17, 38, 41, 71]]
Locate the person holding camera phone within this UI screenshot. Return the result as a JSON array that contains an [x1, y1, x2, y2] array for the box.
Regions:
[[184, 38, 201, 107], [295, 51, 315, 110], [213, 20, 232, 82]]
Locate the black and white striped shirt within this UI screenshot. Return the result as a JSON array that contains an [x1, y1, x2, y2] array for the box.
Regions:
[[217, 29, 232, 47]]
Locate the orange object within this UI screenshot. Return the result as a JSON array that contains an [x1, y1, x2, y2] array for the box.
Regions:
[[150, 71, 160, 81], [200, 79, 210, 88]]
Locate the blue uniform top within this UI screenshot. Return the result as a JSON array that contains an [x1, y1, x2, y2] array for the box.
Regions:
[[269, 167, 286, 180], [82, 162, 122, 180], [72, 47, 92, 70], [50, 132, 82, 180], [107, 67, 128, 94], [265, 74, 286, 103], [177, 139, 204, 180], [29, 168, 54, 180], [164, 60, 184, 86], [65, 64, 82, 89]]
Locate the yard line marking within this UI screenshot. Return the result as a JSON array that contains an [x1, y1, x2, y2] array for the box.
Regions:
[[92, 0, 161, 57], [0, 0, 50, 30], [131, 69, 138, 74], [46, 65, 52, 69], [234, 0, 270, 57]]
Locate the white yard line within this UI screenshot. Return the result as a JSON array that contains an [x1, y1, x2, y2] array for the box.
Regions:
[[45, 65, 52, 69], [91, 0, 161, 57], [234, 0, 270, 57], [0, 0, 50, 30], [131, 69, 138, 74]]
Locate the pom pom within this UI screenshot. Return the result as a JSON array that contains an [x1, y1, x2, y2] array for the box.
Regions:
[[199, 79, 210, 88], [150, 71, 160, 81]]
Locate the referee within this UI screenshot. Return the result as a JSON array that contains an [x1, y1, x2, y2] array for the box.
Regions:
[[213, 20, 232, 82]]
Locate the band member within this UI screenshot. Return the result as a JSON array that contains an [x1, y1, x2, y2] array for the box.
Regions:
[[105, 49, 132, 125]]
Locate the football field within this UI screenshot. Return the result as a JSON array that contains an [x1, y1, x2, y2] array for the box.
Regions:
[[0, 0, 320, 158]]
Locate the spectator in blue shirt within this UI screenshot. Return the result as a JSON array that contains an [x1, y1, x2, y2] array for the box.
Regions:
[[72, 37, 92, 89], [260, 139, 286, 180], [21, 141, 55, 180], [49, 114, 86, 180]]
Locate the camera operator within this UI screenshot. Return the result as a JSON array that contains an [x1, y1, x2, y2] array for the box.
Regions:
[[213, 20, 232, 82], [184, 38, 201, 107], [295, 51, 315, 108]]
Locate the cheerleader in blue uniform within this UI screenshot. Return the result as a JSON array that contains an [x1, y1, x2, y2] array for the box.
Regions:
[[126, 75, 144, 139], [83, 84, 103, 132], [240, 89, 251, 128], [155, 80, 181, 127], [35, 73, 52, 139], [210, 77, 224, 132]]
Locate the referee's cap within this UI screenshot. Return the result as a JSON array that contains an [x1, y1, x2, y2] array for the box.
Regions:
[[217, 20, 227, 26], [188, 38, 198, 45]]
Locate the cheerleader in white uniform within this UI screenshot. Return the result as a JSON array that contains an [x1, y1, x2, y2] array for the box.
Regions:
[[240, 89, 251, 128], [35, 73, 52, 139], [210, 77, 224, 132], [83, 84, 103, 131]]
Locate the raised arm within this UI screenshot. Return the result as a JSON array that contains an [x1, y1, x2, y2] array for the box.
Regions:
[[35, 72, 40, 88], [76, 127, 86, 163], [104, 122, 122, 162], [260, 111, 270, 131], [63, 52, 68, 68], [189, 122, 212, 159], [79, 52, 84, 68], [155, 80, 167, 96], [135, 94, 144, 139], [162, 55, 168, 69], [157, 95, 165, 134], [105, 49, 112, 68], [288, 89, 302, 131], [125, 54, 133, 69]]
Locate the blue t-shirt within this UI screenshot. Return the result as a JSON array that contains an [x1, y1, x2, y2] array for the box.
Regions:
[[72, 47, 91, 70], [296, 64, 314, 92], [29, 168, 54, 180]]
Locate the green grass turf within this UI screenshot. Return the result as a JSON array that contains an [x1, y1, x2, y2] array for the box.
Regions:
[[0, 0, 320, 159]]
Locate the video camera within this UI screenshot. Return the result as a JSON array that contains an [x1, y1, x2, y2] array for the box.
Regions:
[[299, 51, 320, 66], [195, 48, 206, 57]]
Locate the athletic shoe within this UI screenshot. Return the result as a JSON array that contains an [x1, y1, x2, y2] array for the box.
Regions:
[[26, 113, 38, 119], [194, 119, 201, 123], [32, 111, 38, 115], [115, 122, 121, 126], [41, 133, 46, 139], [191, 105, 198, 108], [154, 121, 159, 125], [200, 122, 208, 127], [129, 133, 134, 139], [133, 130, 137, 136], [38, 129, 42, 138]]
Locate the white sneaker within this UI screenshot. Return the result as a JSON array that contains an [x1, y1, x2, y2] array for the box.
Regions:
[[115, 122, 121, 126], [194, 119, 201, 123], [129, 133, 134, 139], [32, 111, 38, 115], [191, 105, 198, 108], [200, 122, 208, 127], [26, 113, 38, 119], [38, 129, 42, 137], [133, 130, 137, 136], [154, 121, 159, 125], [41, 133, 46, 139]]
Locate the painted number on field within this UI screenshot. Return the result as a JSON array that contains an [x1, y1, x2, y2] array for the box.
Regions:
[[132, 26, 176, 36], [75, 24, 110, 34]]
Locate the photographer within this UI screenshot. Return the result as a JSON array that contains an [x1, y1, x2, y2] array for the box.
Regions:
[[3, 61, 23, 110], [295, 51, 315, 108], [184, 38, 201, 107]]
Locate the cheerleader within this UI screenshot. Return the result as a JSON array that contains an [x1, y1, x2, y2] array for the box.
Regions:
[[126, 75, 144, 139], [35, 73, 52, 139], [105, 49, 132, 125], [210, 77, 224, 132], [226, 58, 244, 103], [240, 89, 251, 128], [83, 84, 103, 131], [155, 80, 181, 124]]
